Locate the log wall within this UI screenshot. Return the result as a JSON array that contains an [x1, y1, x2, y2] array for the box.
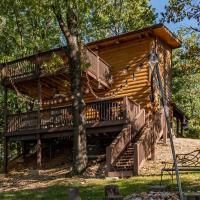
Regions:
[[85, 38, 152, 109]]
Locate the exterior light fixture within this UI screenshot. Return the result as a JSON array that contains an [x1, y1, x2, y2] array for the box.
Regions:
[[122, 65, 130, 74], [98, 82, 102, 89], [125, 80, 128, 87], [132, 74, 136, 80], [149, 50, 159, 66], [77, 92, 80, 97], [85, 88, 89, 94], [108, 75, 114, 84]]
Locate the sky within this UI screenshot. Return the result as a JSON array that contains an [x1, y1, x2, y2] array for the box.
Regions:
[[150, 0, 196, 33]]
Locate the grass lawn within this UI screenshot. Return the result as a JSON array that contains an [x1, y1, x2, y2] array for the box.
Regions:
[[1, 173, 200, 200]]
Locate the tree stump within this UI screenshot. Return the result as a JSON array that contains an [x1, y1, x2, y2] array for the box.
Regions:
[[105, 185, 123, 200], [68, 187, 81, 200]]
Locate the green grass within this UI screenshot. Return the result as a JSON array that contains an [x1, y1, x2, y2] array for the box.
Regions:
[[1, 174, 200, 200]]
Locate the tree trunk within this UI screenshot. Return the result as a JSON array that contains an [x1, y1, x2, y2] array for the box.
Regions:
[[54, 8, 87, 174]]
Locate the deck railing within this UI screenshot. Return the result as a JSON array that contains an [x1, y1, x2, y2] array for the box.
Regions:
[[86, 48, 110, 83], [6, 97, 138, 134], [0, 48, 111, 85]]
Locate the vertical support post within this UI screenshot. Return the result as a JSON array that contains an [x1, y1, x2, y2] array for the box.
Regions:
[[181, 121, 183, 136], [123, 96, 128, 121], [176, 118, 179, 136], [133, 143, 139, 175], [37, 78, 42, 129], [37, 134, 42, 169], [3, 85, 8, 174], [22, 141, 27, 161]]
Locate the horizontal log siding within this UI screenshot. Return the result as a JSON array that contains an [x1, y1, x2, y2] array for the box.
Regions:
[[85, 38, 152, 109], [156, 39, 173, 119]]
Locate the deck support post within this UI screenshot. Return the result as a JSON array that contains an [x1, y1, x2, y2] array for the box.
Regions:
[[22, 141, 27, 161], [36, 134, 42, 169], [3, 84, 8, 174], [176, 117, 179, 136], [37, 77, 42, 129], [181, 121, 183, 136], [3, 137, 8, 174], [133, 143, 139, 175]]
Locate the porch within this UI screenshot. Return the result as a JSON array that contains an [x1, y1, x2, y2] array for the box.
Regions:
[[5, 97, 140, 138]]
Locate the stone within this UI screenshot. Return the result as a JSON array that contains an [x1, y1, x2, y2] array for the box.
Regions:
[[68, 187, 81, 200], [149, 185, 167, 191]]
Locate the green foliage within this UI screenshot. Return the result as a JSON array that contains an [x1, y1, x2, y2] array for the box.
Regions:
[[162, 0, 200, 33], [1, 174, 200, 199], [41, 53, 65, 74], [0, 0, 156, 161], [172, 28, 200, 138]]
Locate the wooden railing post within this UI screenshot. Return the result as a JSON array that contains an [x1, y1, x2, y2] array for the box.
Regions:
[[3, 84, 8, 174], [123, 96, 128, 121], [134, 143, 140, 175]]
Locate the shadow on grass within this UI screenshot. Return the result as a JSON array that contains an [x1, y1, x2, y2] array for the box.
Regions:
[[1, 174, 200, 200]]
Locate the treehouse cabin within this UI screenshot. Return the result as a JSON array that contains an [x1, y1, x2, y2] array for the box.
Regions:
[[0, 24, 182, 176]]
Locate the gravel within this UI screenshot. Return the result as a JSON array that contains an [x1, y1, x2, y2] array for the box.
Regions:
[[124, 191, 179, 200]]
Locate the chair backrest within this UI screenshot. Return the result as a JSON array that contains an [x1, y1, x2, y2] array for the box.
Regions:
[[176, 149, 200, 167]]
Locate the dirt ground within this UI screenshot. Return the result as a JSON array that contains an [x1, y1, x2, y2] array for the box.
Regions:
[[140, 137, 200, 175], [0, 137, 200, 193]]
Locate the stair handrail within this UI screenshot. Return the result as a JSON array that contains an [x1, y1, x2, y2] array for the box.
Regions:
[[132, 109, 146, 133], [106, 107, 146, 172], [123, 97, 140, 122], [106, 125, 132, 170], [133, 109, 165, 175]]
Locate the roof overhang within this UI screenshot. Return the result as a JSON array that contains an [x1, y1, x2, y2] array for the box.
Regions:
[[87, 24, 181, 49]]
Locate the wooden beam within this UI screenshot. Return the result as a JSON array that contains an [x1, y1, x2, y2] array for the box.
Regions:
[[3, 85, 8, 174], [176, 117, 179, 136], [37, 78, 42, 129], [181, 121, 183, 136], [3, 137, 8, 174]]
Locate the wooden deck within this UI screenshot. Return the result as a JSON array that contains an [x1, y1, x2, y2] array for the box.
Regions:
[[5, 97, 140, 140], [0, 47, 111, 102]]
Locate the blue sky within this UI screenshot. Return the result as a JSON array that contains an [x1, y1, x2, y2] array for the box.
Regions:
[[150, 0, 196, 33]]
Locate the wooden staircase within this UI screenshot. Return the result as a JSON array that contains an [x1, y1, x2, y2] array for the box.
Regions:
[[114, 142, 134, 171], [106, 107, 167, 177], [106, 102, 146, 177]]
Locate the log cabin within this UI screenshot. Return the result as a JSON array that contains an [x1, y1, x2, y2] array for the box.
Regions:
[[0, 24, 187, 176]]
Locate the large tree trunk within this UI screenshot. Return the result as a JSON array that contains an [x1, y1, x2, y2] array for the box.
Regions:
[[54, 8, 87, 174]]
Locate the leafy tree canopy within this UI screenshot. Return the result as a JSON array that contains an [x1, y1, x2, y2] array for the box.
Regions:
[[172, 28, 200, 137], [162, 0, 200, 33]]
